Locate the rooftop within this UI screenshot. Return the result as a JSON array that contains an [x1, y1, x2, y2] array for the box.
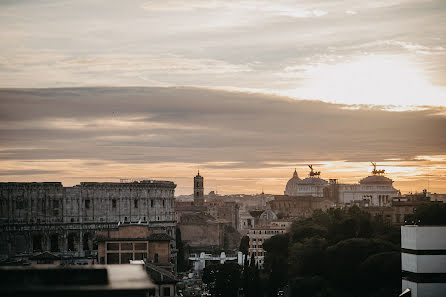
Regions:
[[0, 265, 154, 296]]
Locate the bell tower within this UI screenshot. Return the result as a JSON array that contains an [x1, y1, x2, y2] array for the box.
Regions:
[[194, 171, 204, 206]]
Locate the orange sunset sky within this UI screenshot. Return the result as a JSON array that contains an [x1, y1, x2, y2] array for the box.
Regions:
[[0, 1, 445, 195]]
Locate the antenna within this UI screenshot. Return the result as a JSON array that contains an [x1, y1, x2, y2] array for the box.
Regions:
[[427, 167, 430, 193]]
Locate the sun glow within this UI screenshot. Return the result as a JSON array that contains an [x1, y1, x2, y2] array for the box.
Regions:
[[282, 54, 446, 107]]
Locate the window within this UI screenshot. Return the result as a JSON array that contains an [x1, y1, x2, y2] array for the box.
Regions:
[[135, 243, 147, 250], [135, 253, 147, 260], [151, 200, 154, 207], [134, 199, 138, 208], [85, 200, 90, 209], [53, 200, 59, 209], [121, 253, 133, 264], [121, 242, 133, 250], [163, 199, 165, 207], [154, 253, 159, 263], [107, 253, 119, 264], [112, 199, 117, 208], [107, 243, 119, 250], [163, 287, 171, 297]]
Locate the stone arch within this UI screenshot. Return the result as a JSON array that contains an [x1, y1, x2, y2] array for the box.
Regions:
[[50, 233, 59, 252], [32, 233, 43, 252], [15, 233, 27, 253], [67, 232, 77, 251], [82, 232, 92, 252]]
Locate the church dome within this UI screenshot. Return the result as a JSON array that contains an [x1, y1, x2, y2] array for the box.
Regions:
[[284, 169, 300, 196], [359, 175, 393, 185]]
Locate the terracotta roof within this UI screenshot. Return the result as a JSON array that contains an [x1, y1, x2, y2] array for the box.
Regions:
[[29, 252, 61, 260]]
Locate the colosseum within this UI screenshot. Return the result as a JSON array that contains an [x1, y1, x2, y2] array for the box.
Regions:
[[0, 180, 177, 261]]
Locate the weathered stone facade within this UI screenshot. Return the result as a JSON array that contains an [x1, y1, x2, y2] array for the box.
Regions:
[[268, 195, 333, 218], [0, 180, 177, 260]]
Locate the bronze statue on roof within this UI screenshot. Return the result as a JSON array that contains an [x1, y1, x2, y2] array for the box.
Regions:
[[371, 162, 385, 175], [308, 165, 321, 177]]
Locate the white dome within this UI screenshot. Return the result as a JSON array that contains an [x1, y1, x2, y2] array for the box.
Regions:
[[284, 169, 300, 196], [359, 175, 393, 185]]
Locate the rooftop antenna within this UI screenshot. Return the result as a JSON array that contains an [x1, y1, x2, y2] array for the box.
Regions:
[[427, 166, 430, 193]]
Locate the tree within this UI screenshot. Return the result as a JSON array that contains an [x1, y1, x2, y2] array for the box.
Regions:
[[241, 254, 262, 297], [263, 234, 289, 297], [176, 228, 187, 272], [239, 235, 250, 255], [202, 263, 241, 297], [406, 203, 446, 225], [264, 207, 402, 297], [360, 251, 401, 297]]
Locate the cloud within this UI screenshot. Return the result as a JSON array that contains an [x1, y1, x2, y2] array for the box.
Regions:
[[0, 84, 444, 195], [0, 87, 445, 165]]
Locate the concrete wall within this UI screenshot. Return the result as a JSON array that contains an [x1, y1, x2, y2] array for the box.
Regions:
[[402, 280, 446, 297], [402, 226, 446, 250], [401, 226, 446, 297], [402, 253, 446, 273], [179, 223, 221, 248]]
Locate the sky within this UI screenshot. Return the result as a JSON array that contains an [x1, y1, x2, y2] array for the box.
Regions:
[[0, 0, 445, 195]]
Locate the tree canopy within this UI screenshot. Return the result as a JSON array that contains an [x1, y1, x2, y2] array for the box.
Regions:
[[263, 206, 401, 297]]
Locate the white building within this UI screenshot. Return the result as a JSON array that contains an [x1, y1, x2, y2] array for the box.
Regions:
[[337, 174, 399, 206], [284, 167, 327, 197], [283, 164, 400, 206], [247, 225, 286, 267], [401, 225, 446, 297], [188, 252, 238, 276]]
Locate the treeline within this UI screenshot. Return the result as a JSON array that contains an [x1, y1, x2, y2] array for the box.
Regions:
[[201, 204, 446, 297], [263, 206, 401, 297]]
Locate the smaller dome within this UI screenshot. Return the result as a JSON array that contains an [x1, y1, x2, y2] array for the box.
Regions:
[[298, 177, 328, 185], [285, 169, 300, 195], [359, 175, 393, 185]]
